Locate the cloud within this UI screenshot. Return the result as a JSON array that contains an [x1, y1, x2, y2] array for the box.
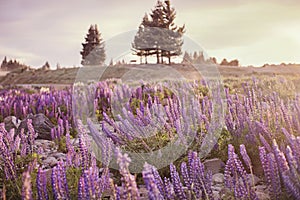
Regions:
[[0, 45, 42, 65], [0, 0, 299, 66]]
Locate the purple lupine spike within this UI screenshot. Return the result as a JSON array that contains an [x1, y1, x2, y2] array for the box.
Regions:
[[267, 153, 282, 199], [188, 151, 202, 198], [286, 146, 297, 170], [0, 133, 17, 180], [13, 135, 21, 153], [285, 146, 300, 182], [102, 123, 123, 145], [79, 134, 89, 171], [232, 154, 249, 196], [22, 170, 33, 200], [37, 167, 49, 200], [282, 173, 300, 200], [281, 103, 293, 133], [27, 119, 36, 153], [181, 162, 192, 190], [225, 144, 257, 199], [224, 157, 234, 189], [273, 139, 289, 173], [82, 169, 91, 199], [259, 146, 271, 185], [259, 134, 272, 153], [115, 185, 121, 200], [240, 144, 252, 169], [115, 148, 140, 199], [164, 177, 175, 199], [142, 163, 164, 200], [58, 162, 70, 199], [78, 176, 85, 200], [151, 167, 165, 197], [170, 163, 186, 199]]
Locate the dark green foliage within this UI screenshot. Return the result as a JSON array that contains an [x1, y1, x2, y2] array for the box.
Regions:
[[132, 0, 185, 64], [56, 136, 67, 153], [81, 24, 106, 66], [0, 56, 30, 71]]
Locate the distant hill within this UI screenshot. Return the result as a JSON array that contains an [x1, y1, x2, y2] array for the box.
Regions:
[[0, 63, 299, 86], [0, 57, 30, 72]]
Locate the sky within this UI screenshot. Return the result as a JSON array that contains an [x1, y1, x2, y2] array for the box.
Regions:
[[0, 0, 300, 68]]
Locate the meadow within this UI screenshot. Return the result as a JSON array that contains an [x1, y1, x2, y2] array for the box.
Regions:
[[0, 74, 300, 200]]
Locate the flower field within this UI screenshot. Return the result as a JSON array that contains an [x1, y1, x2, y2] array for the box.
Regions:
[[0, 76, 299, 200]]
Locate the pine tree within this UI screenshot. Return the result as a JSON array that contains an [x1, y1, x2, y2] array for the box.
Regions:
[[132, 0, 185, 64], [182, 51, 192, 64], [0, 57, 7, 69], [41, 61, 50, 70], [80, 24, 106, 66]]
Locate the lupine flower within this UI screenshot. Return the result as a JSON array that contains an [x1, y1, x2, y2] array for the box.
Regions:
[[240, 144, 251, 169], [181, 162, 192, 190], [259, 146, 272, 185], [267, 153, 282, 199], [225, 144, 258, 199], [170, 163, 186, 199], [36, 167, 49, 200], [142, 163, 163, 200], [22, 170, 33, 200], [272, 139, 289, 172], [163, 177, 175, 199], [115, 149, 140, 199], [282, 172, 300, 199], [79, 134, 89, 171]]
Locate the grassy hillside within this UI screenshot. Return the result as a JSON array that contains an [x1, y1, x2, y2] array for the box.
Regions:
[[0, 63, 299, 86]]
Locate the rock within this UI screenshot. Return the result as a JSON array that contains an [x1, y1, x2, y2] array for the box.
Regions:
[[212, 191, 220, 199], [255, 191, 270, 200], [17, 113, 55, 140], [212, 173, 224, 184], [211, 185, 223, 192], [70, 138, 80, 147], [51, 152, 66, 161], [239, 174, 261, 186], [34, 139, 55, 146], [255, 184, 268, 192], [203, 158, 225, 174], [246, 174, 261, 186], [44, 156, 58, 168], [139, 185, 148, 200], [4, 116, 20, 132]]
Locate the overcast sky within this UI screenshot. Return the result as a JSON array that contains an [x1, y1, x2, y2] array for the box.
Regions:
[[0, 0, 300, 67]]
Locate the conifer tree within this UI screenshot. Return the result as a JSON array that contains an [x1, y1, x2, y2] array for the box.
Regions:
[[80, 24, 106, 66], [132, 0, 185, 64]]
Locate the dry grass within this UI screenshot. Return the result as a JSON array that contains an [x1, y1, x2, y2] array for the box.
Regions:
[[0, 64, 299, 86]]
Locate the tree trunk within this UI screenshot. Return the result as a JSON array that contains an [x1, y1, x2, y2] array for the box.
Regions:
[[156, 50, 160, 64]]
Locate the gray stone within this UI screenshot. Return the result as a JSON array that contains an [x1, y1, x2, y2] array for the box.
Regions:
[[212, 173, 224, 184], [51, 152, 66, 160], [255, 184, 268, 192], [203, 158, 225, 174], [4, 116, 20, 132], [247, 174, 261, 186], [44, 156, 58, 167], [211, 185, 223, 192], [239, 174, 261, 186], [212, 191, 220, 199], [255, 191, 270, 200], [17, 113, 55, 140]]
